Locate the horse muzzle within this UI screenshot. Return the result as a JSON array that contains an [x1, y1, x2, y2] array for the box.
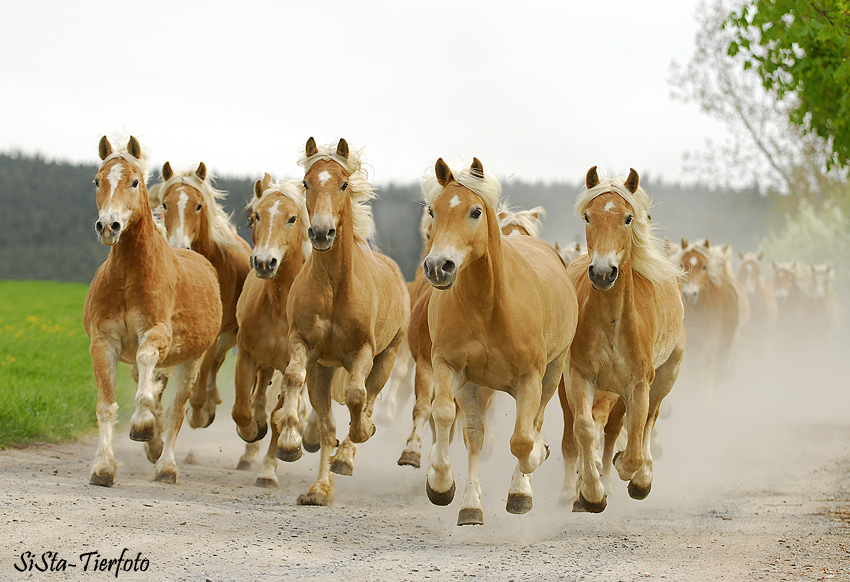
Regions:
[[588, 263, 618, 291], [308, 225, 336, 252], [251, 254, 280, 279], [681, 287, 699, 305], [95, 217, 124, 246], [423, 255, 457, 290]]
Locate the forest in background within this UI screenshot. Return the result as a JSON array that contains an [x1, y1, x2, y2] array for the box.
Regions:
[[0, 152, 781, 282]]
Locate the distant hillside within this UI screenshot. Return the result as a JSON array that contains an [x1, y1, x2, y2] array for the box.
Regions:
[[0, 153, 780, 282]]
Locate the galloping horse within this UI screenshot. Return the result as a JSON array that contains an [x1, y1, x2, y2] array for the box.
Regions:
[[810, 264, 843, 345], [230, 175, 311, 487], [561, 167, 684, 512], [773, 261, 819, 345], [674, 239, 745, 388], [151, 162, 252, 428], [423, 157, 577, 525], [273, 138, 410, 506], [84, 135, 221, 486], [737, 251, 778, 347]]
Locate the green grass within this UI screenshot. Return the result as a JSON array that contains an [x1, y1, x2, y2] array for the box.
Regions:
[[0, 280, 134, 448]]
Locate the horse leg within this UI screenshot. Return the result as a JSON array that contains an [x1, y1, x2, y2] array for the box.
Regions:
[[129, 324, 170, 443], [298, 363, 338, 506], [629, 345, 683, 499], [89, 340, 119, 486], [567, 367, 606, 513], [479, 387, 498, 462], [233, 349, 264, 443], [276, 340, 308, 461], [398, 357, 433, 468], [254, 375, 285, 488], [190, 329, 236, 428], [456, 383, 484, 525], [601, 396, 626, 485], [187, 341, 217, 429], [375, 340, 413, 425], [557, 374, 578, 504], [143, 383, 166, 463], [426, 359, 464, 506], [155, 356, 203, 483], [613, 379, 650, 484]]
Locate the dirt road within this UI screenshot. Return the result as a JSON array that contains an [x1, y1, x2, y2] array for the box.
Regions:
[[2, 353, 849, 581]]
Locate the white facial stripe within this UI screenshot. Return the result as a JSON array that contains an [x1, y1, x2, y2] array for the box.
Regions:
[[174, 190, 190, 243], [604, 200, 615, 212], [261, 201, 282, 249], [689, 256, 698, 266], [106, 164, 123, 200], [449, 195, 461, 208], [318, 171, 331, 186]]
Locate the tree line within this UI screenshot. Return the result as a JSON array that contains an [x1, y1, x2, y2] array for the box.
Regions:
[[0, 152, 780, 283]]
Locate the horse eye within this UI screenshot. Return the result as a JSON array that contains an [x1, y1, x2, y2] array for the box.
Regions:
[[302, 181, 308, 190], [428, 206, 433, 217], [702, 265, 707, 271], [583, 212, 590, 223], [196, 203, 202, 212], [162, 202, 167, 210], [93, 178, 99, 187], [625, 215, 633, 225], [287, 215, 297, 224], [341, 182, 348, 192], [132, 179, 139, 188], [471, 208, 482, 220]]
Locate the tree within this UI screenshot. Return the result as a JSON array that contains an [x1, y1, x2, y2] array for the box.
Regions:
[[727, 0, 850, 169]]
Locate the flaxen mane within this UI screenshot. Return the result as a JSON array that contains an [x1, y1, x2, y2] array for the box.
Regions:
[[153, 165, 243, 250], [100, 132, 152, 182], [297, 140, 376, 245], [575, 175, 681, 285], [497, 201, 547, 238], [421, 162, 502, 209]]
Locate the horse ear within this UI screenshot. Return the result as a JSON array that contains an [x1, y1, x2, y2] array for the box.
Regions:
[[127, 136, 142, 160], [196, 162, 207, 182], [722, 242, 730, 252], [306, 137, 318, 157], [586, 166, 599, 189], [336, 138, 349, 159], [704, 239, 711, 248], [624, 168, 639, 194], [98, 136, 112, 160], [253, 179, 264, 200], [681, 237, 688, 250], [555, 242, 562, 251], [262, 172, 272, 191], [738, 251, 744, 260], [162, 162, 173, 181], [757, 251, 764, 261], [574, 242, 581, 251], [470, 157, 484, 178], [435, 158, 454, 187]]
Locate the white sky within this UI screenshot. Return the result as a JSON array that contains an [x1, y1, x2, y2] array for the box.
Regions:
[[0, 0, 728, 185]]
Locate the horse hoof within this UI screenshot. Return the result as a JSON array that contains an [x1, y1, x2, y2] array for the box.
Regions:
[[572, 492, 607, 513], [506, 493, 533, 515], [426, 480, 455, 506], [276, 446, 303, 463], [397, 451, 421, 468], [457, 508, 484, 526], [235, 460, 252, 471], [297, 491, 332, 506], [129, 425, 154, 442], [89, 473, 114, 487], [237, 421, 266, 444], [303, 440, 320, 453], [255, 422, 268, 441], [612, 450, 622, 467], [144, 441, 163, 464], [155, 471, 177, 484], [255, 477, 279, 489], [628, 481, 652, 500], [202, 411, 215, 428], [330, 458, 354, 476]]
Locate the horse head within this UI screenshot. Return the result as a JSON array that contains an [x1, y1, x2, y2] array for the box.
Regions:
[[93, 135, 150, 246], [680, 245, 711, 305], [248, 174, 308, 279], [157, 162, 209, 249]]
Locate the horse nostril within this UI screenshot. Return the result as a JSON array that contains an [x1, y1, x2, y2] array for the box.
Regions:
[[110, 221, 121, 233], [95, 221, 104, 234], [269, 258, 277, 270], [307, 227, 316, 240], [442, 260, 456, 275], [327, 228, 336, 239], [610, 266, 618, 280], [588, 265, 595, 279]]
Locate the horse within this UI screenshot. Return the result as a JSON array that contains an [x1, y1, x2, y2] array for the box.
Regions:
[[560, 167, 684, 513], [773, 261, 821, 347], [673, 238, 746, 389], [150, 161, 252, 429], [229, 174, 314, 487], [737, 251, 778, 349], [422, 157, 577, 526], [810, 264, 842, 345], [497, 202, 546, 237], [84, 135, 222, 486], [271, 138, 410, 506], [556, 241, 587, 265]]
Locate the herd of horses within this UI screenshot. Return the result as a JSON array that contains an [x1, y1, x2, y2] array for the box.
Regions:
[[82, 135, 841, 526]]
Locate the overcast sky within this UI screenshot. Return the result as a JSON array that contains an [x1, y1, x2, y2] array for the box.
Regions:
[[0, 0, 727, 185]]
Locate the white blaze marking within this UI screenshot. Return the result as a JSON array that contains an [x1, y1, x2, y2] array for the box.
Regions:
[[175, 190, 189, 243], [106, 164, 123, 200], [261, 200, 282, 249], [318, 171, 331, 186], [604, 200, 615, 212], [689, 256, 698, 266], [449, 195, 461, 208]]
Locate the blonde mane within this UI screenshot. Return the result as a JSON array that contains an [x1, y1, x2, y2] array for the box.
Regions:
[[497, 201, 546, 238], [575, 175, 681, 285], [152, 165, 244, 250], [297, 140, 376, 246], [421, 162, 502, 209], [671, 239, 725, 284], [100, 132, 152, 182], [247, 178, 312, 261]]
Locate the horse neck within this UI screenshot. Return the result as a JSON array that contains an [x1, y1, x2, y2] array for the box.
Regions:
[[273, 239, 306, 290], [191, 212, 218, 259], [454, 208, 503, 310], [110, 200, 169, 272], [310, 197, 355, 288]]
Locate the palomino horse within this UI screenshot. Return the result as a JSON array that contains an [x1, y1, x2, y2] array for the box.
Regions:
[[674, 238, 746, 389], [84, 135, 221, 486], [773, 261, 819, 345], [810, 264, 843, 344], [151, 161, 252, 429], [561, 167, 684, 512], [272, 138, 410, 506], [423, 157, 577, 525], [230, 175, 312, 487], [497, 202, 546, 237], [737, 251, 778, 348], [556, 241, 587, 265]]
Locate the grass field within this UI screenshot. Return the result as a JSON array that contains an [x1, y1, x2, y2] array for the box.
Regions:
[[0, 280, 135, 448]]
